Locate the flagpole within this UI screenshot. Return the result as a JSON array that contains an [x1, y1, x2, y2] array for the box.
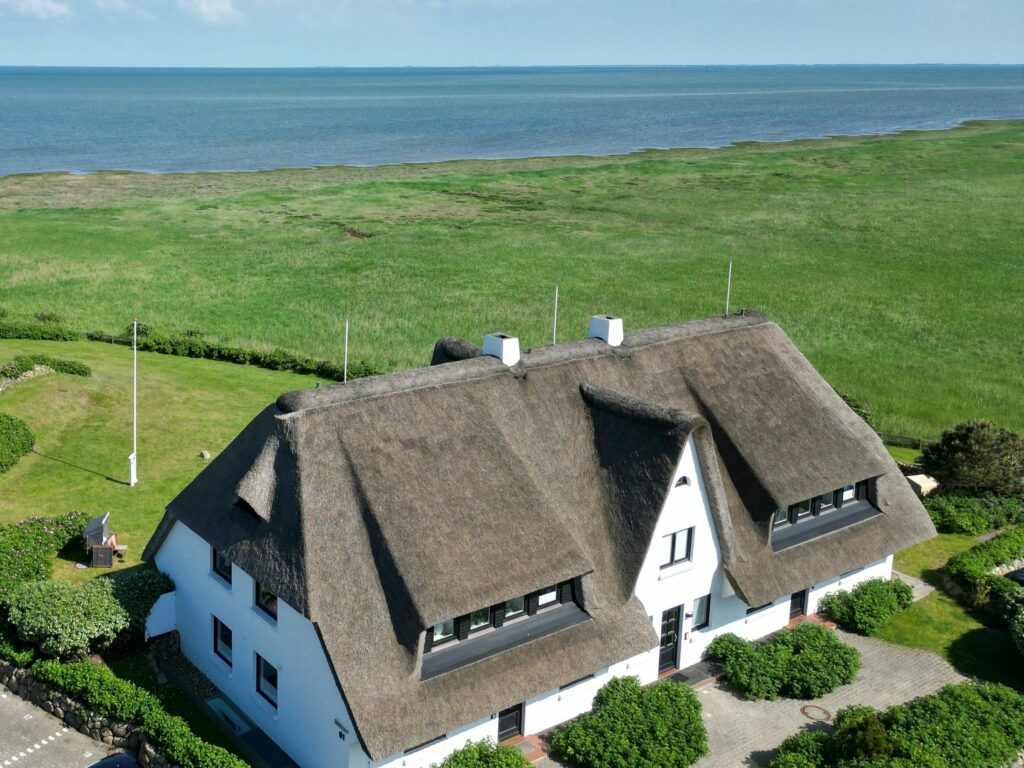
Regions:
[[130, 319, 138, 487]]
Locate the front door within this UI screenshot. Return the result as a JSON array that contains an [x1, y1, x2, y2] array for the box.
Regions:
[[790, 589, 808, 620], [659, 605, 682, 673], [497, 703, 523, 741]]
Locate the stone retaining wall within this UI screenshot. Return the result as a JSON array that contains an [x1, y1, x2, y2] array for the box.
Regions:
[[0, 660, 176, 768], [993, 558, 1024, 577]]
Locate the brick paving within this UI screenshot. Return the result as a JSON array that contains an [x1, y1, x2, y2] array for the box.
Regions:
[[0, 689, 110, 768], [533, 631, 966, 768]]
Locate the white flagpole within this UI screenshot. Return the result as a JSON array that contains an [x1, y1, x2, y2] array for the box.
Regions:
[[343, 318, 349, 383], [129, 319, 138, 487], [552, 285, 559, 345], [725, 261, 733, 316]]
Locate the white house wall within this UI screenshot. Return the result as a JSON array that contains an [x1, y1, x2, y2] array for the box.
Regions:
[[154, 521, 361, 768]]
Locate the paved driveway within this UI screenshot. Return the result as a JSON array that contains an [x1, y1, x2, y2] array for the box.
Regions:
[[0, 689, 109, 768]]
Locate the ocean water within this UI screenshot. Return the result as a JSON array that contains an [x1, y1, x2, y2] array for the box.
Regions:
[[0, 65, 1021, 176]]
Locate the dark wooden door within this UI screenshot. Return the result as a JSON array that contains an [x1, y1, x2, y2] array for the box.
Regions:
[[789, 589, 807, 619], [659, 606, 682, 672], [497, 703, 523, 741]]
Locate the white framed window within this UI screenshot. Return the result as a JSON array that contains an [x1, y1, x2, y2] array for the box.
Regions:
[[841, 484, 856, 503], [692, 594, 711, 631], [256, 654, 278, 708], [659, 527, 694, 569], [503, 596, 525, 619], [772, 508, 790, 527], [816, 490, 837, 514], [432, 618, 455, 646], [213, 617, 233, 666], [537, 585, 558, 609], [469, 607, 491, 632]]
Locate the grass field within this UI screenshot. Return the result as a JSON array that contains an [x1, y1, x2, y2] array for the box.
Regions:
[[0, 339, 315, 581], [1, 121, 1023, 437]]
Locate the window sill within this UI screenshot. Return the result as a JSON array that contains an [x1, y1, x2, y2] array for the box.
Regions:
[[252, 605, 278, 627], [658, 561, 693, 581], [251, 691, 279, 720], [744, 607, 774, 624], [209, 572, 232, 590], [209, 653, 234, 678]]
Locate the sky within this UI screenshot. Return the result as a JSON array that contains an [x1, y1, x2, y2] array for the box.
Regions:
[[0, 0, 1021, 68]]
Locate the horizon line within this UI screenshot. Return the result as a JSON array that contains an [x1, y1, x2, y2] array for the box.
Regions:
[[2, 62, 1023, 71]]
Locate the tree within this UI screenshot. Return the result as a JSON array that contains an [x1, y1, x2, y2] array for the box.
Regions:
[[921, 421, 1024, 496]]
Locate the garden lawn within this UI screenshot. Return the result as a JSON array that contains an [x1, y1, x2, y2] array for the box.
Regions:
[[0, 338, 316, 583], [2, 121, 1024, 438]]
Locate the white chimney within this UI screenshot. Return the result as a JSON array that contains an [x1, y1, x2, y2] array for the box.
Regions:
[[482, 333, 521, 366], [587, 315, 624, 347]]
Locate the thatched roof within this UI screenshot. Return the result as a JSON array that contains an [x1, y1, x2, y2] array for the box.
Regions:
[[143, 311, 933, 759]]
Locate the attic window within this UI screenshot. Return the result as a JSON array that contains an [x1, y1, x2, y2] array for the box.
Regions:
[[771, 478, 881, 551], [675, 476, 691, 487]]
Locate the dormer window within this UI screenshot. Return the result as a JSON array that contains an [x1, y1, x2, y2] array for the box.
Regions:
[[537, 585, 558, 610], [815, 490, 836, 514], [771, 478, 881, 551], [503, 597, 525, 619], [469, 607, 491, 632], [787, 499, 812, 524]]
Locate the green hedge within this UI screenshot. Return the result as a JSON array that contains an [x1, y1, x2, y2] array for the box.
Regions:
[[30, 659, 248, 768], [769, 682, 1024, 768], [921, 420, 1024, 496], [925, 493, 1024, 535], [945, 526, 1024, 609], [818, 578, 914, 635], [87, 328, 383, 382], [431, 740, 530, 767], [101, 567, 175, 639], [550, 676, 707, 768], [0, 412, 35, 472], [4, 580, 130, 659], [706, 623, 860, 700], [0, 354, 92, 379], [0, 511, 89, 597], [0, 321, 82, 341]]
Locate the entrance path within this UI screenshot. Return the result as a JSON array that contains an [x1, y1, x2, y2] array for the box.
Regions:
[[534, 631, 965, 768]]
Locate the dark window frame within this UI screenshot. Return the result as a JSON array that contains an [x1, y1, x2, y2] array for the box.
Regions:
[[746, 601, 772, 615], [814, 490, 837, 515], [559, 673, 596, 691], [256, 654, 278, 709], [692, 593, 711, 631], [787, 499, 812, 524], [404, 734, 445, 755], [212, 616, 233, 667], [660, 527, 694, 569], [254, 581, 278, 621], [211, 548, 232, 585]]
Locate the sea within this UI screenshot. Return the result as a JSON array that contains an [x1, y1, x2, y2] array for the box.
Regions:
[[0, 65, 1022, 176]]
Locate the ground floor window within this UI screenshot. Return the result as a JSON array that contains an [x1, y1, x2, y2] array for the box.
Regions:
[[692, 594, 711, 630], [213, 617, 233, 666], [256, 654, 278, 708]]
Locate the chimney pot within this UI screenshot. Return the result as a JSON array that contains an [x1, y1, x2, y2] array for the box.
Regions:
[[587, 315, 624, 347], [482, 333, 521, 366]]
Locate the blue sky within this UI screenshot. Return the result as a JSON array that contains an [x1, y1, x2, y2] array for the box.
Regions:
[[0, 0, 1021, 67]]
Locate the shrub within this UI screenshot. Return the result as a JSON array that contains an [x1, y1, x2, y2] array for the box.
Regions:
[[431, 740, 530, 767], [0, 321, 81, 342], [0, 511, 89, 597], [925, 492, 1024, 534], [818, 578, 914, 635], [946, 526, 1024, 608], [770, 682, 1024, 768], [5, 579, 130, 658], [101, 567, 175, 639], [921, 420, 1024, 496], [0, 354, 92, 380], [550, 676, 707, 768], [706, 624, 860, 700], [838, 392, 877, 432], [0, 412, 35, 472]]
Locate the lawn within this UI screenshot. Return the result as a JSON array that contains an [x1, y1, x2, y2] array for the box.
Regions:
[[884, 445, 923, 465], [0, 338, 316, 582], [882, 533, 1024, 690], [2, 121, 1023, 438]]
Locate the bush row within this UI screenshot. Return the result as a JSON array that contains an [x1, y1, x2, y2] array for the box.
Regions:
[[0, 412, 35, 473], [550, 676, 708, 768], [924, 492, 1024, 535], [0, 354, 92, 379], [818, 578, 914, 635], [945, 525, 1024, 611], [26, 659, 249, 768], [0, 511, 88, 597], [0, 320, 82, 341], [88, 328, 383, 382], [706, 623, 860, 701], [769, 681, 1024, 768], [432, 740, 530, 767]]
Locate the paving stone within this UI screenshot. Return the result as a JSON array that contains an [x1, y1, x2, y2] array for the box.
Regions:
[[0, 688, 111, 768]]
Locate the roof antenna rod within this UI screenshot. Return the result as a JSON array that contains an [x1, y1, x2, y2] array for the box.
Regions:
[[343, 317, 349, 383], [552, 285, 559, 345], [724, 260, 733, 316]]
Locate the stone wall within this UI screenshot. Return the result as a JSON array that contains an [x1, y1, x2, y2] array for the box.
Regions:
[[992, 558, 1024, 577], [0, 659, 177, 768]]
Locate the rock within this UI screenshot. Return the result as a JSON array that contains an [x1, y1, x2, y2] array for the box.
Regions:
[[199, 450, 211, 460]]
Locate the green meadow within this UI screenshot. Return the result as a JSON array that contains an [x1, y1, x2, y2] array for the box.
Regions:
[[1, 121, 1023, 437]]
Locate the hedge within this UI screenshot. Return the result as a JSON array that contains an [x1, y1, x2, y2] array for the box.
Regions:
[[0, 511, 89, 597], [0, 412, 35, 472], [0, 354, 92, 379], [945, 525, 1024, 609], [921, 420, 1024, 496], [431, 740, 530, 767], [30, 659, 249, 768], [4, 579, 130, 659], [706, 623, 860, 700], [924, 493, 1024, 535], [550, 676, 708, 768], [769, 682, 1024, 768], [102, 567, 175, 640], [0, 321, 82, 341], [818, 578, 914, 635]]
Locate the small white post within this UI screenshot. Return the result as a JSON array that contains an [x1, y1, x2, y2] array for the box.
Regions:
[[552, 285, 559, 345], [343, 318, 349, 383], [129, 319, 138, 487], [725, 260, 733, 316]]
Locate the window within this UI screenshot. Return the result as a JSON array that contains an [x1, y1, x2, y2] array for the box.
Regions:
[[675, 475, 690, 487], [787, 499, 812, 524], [692, 594, 711, 630], [212, 548, 232, 584], [431, 618, 455, 647], [256, 654, 278, 708], [746, 601, 771, 615], [815, 490, 836, 514], [840, 484, 856, 504], [659, 527, 694, 569], [405, 735, 445, 755], [503, 596, 525, 619], [559, 674, 595, 691], [255, 582, 277, 621], [537, 585, 558, 609], [469, 607, 491, 632], [855, 480, 870, 501], [213, 617, 233, 666], [772, 508, 790, 527]]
